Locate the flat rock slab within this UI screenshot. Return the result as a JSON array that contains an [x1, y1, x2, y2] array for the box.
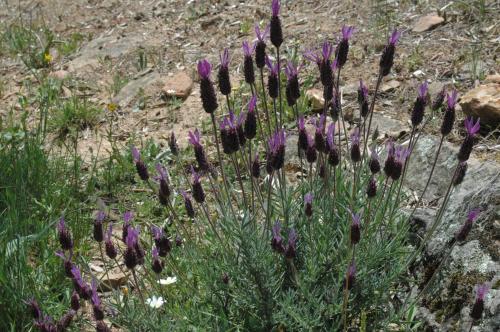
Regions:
[[67, 34, 146, 71], [113, 70, 162, 108], [460, 83, 500, 128], [412, 15, 445, 33]]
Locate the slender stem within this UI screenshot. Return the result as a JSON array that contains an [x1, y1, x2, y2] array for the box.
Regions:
[[341, 246, 355, 331], [249, 144, 255, 211], [98, 242, 111, 287], [264, 173, 274, 239], [272, 98, 279, 132], [211, 113, 232, 204], [362, 74, 383, 160], [259, 67, 272, 135], [250, 83, 266, 141], [276, 47, 283, 127], [231, 153, 248, 208], [131, 269, 146, 309]]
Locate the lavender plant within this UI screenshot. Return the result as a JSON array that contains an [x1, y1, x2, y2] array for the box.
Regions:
[[28, 1, 491, 331]]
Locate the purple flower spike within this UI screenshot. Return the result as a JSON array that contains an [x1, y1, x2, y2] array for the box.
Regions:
[[464, 117, 481, 137], [271, 0, 280, 17], [152, 246, 159, 260], [342, 25, 355, 40], [298, 116, 305, 131], [284, 61, 299, 80], [285, 229, 297, 259], [91, 279, 101, 307], [123, 211, 134, 224], [344, 261, 356, 290], [418, 81, 429, 99], [242, 41, 254, 57], [197, 59, 212, 80], [359, 79, 368, 99], [131, 146, 141, 162], [271, 221, 284, 253], [151, 225, 163, 240], [389, 29, 401, 45], [156, 163, 168, 181], [248, 95, 257, 113], [57, 217, 73, 251], [470, 283, 490, 320], [326, 123, 335, 149], [304, 192, 313, 205], [255, 24, 270, 41], [468, 208, 481, 222], [475, 283, 490, 301], [26, 298, 42, 320], [219, 48, 230, 69], [350, 128, 361, 145], [350, 212, 361, 244], [188, 129, 202, 148], [265, 56, 279, 76], [447, 89, 459, 110], [322, 41, 334, 62]]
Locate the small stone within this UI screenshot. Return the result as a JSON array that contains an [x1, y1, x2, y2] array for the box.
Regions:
[[99, 270, 129, 291], [412, 70, 425, 78], [460, 83, 500, 127], [162, 71, 193, 99], [380, 80, 401, 93], [412, 15, 445, 33], [48, 70, 70, 80], [305, 88, 324, 111], [485, 74, 500, 84]]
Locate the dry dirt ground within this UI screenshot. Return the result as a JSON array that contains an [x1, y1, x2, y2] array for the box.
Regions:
[[1, 0, 498, 162]]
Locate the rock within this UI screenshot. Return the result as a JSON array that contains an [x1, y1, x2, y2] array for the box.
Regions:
[[342, 82, 358, 96], [162, 71, 193, 99], [412, 15, 445, 33], [460, 83, 500, 127], [99, 269, 129, 291], [48, 70, 70, 80], [412, 69, 425, 78], [305, 88, 324, 111], [404, 134, 499, 331], [484, 74, 500, 84], [67, 34, 147, 71], [113, 71, 162, 107], [370, 113, 409, 139], [380, 80, 401, 93]]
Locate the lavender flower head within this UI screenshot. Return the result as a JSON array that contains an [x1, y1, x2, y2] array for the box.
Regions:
[[304, 192, 313, 217], [284, 61, 301, 106], [470, 283, 490, 320], [91, 278, 104, 321], [197, 59, 212, 80], [71, 266, 91, 299], [392, 145, 410, 181], [369, 147, 381, 174], [156, 163, 171, 206], [350, 128, 361, 162], [358, 79, 369, 117], [255, 24, 270, 68], [298, 116, 308, 151], [57, 217, 73, 251], [191, 166, 205, 203], [457, 117, 480, 162], [104, 224, 117, 259], [55, 250, 74, 277], [198, 59, 218, 113], [305, 41, 334, 87], [188, 129, 209, 171], [441, 89, 458, 136], [285, 228, 297, 259], [271, 220, 285, 253], [314, 114, 327, 153], [93, 210, 105, 243], [344, 261, 356, 290], [243, 41, 256, 84], [251, 153, 260, 178], [350, 212, 361, 245], [380, 29, 401, 76], [267, 129, 286, 171], [411, 81, 429, 127], [305, 133, 317, 164], [181, 190, 195, 218], [336, 25, 355, 68], [455, 208, 480, 242], [151, 246, 163, 274], [131, 145, 149, 181], [218, 48, 231, 95], [169, 132, 179, 156], [124, 226, 139, 269], [244, 95, 257, 140], [152, 225, 171, 256], [366, 176, 377, 198], [220, 112, 239, 154], [26, 298, 42, 320], [270, 0, 283, 47], [266, 56, 279, 99], [447, 89, 459, 111]]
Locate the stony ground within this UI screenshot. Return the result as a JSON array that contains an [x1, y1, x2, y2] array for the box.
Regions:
[[1, 0, 499, 330]]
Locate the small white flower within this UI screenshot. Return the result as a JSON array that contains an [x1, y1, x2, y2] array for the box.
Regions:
[[157, 276, 177, 285], [146, 296, 164, 309]]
